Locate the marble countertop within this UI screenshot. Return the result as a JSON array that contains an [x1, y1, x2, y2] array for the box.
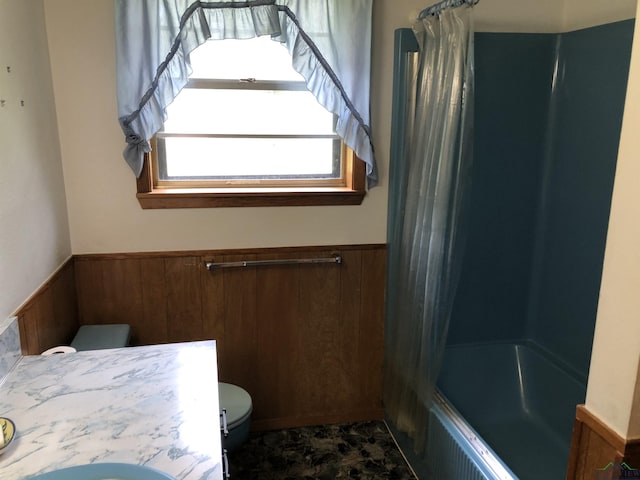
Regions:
[[0, 340, 223, 480]]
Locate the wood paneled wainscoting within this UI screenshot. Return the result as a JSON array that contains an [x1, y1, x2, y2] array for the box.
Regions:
[[568, 405, 640, 479], [73, 245, 386, 430], [14, 258, 79, 356]]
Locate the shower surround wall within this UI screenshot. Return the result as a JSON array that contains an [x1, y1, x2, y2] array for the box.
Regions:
[[448, 19, 635, 381]]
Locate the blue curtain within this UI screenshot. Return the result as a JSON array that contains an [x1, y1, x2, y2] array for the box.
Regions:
[[114, 0, 377, 187]]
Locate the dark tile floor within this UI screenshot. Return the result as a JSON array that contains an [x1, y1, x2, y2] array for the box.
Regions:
[[228, 420, 416, 479]]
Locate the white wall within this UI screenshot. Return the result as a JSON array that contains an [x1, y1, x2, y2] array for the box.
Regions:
[[0, 0, 71, 321], [45, 0, 390, 254], [472, 0, 635, 33], [563, 0, 636, 32], [586, 0, 640, 439], [474, 0, 564, 33], [41, 0, 583, 255]]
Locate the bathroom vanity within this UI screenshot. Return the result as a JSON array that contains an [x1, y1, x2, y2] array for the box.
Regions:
[[0, 331, 223, 480]]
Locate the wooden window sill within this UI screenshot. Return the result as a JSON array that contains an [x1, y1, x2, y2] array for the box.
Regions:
[[136, 152, 366, 209], [137, 187, 366, 209]]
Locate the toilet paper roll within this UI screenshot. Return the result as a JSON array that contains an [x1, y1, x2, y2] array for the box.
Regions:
[[41, 346, 77, 356]]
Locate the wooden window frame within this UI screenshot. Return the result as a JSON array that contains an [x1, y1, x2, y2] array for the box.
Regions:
[[135, 41, 367, 209], [136, 149, 365, 209]]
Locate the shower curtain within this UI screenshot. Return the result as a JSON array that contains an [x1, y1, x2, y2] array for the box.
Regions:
[[384, 4, 476, 455]]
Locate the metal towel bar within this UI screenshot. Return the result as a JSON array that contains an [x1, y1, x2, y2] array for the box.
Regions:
[[205, 255, 342, 270]]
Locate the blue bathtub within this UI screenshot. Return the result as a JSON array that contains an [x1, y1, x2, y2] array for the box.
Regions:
[[436, 342, 586, 480]]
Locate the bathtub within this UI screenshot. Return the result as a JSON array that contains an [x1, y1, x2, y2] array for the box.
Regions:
[[432, 342, 586, 480]]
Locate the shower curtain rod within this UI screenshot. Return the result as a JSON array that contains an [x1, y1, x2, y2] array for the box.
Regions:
[[418, 0, 479, 20]]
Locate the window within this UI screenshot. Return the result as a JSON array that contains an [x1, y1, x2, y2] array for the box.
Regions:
[[137, 37, 365, 209]]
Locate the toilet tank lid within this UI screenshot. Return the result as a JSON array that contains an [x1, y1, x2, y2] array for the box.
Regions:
[[70, 324, 130, 351], [219, 382, 253, 428]]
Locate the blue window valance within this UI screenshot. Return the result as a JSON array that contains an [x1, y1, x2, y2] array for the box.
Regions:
[[115, 0, 377, 187]]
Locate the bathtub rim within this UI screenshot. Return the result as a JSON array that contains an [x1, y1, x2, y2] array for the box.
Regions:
[[432, 389, 518, 480]]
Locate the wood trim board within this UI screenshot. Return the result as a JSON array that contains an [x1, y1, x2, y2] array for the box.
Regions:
[[568, 405, 640, 479]]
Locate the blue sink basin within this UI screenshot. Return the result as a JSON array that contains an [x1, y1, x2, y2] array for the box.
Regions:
[[28, 463, 175, 480]]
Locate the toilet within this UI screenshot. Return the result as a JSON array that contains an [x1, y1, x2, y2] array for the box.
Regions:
[[41, 326, 252, 453], [42, 324, 131, 355], [219, 382, 252, 453]]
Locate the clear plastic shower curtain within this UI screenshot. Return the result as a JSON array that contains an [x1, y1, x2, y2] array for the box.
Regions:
[[384, 6, 475, 456]]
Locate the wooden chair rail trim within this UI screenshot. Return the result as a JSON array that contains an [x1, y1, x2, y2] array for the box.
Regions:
[[72, 244, 386, 261], [576, 405, 627, 453]]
